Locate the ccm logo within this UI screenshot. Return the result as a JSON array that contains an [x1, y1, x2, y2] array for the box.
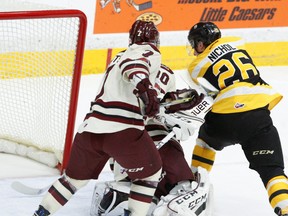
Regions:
[[121, 167, 144, 173], [253, 150, 274, 155], [175, 191, 207, 210]]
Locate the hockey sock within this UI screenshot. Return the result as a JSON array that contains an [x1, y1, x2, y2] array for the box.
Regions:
[[128, 168, 162, 216], [266, 175, 288, 214], [191, 139, 216, 172], [39, 174, 88, 214]]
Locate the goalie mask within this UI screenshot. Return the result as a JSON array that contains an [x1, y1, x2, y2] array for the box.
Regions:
[[129, 20, 160, 48], [188, 22, 221, 49]]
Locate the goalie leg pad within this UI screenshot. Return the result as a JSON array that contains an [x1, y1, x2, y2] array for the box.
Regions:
[[152, 167, 213, 216]]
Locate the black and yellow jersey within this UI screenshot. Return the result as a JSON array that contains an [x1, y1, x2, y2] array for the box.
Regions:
[[188, 37, 282, 114]]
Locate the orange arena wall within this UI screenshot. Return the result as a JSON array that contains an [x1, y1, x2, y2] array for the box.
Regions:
[[94, 0, 287, 33]]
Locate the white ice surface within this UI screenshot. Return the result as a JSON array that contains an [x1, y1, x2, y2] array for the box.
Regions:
[[1, 66, 288, 216]]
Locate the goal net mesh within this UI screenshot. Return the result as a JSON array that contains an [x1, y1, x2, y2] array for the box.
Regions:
[[0, 6, 86, 169]]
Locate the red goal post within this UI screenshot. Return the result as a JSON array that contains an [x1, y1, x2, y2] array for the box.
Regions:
[[0, 10, 87, 173]]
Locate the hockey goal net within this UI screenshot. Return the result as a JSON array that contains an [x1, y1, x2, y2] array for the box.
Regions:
[[0, 9, 87, 172]]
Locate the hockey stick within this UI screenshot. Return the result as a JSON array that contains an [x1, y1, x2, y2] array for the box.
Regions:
[[177, 71, 218, 97], [155, 131, 175, 149], [11, 179, 109, 196], [11, 181, 50, 195], [128, 0, 152, 11], [197, 77, 219, 97], [160, 97, 194, 108]]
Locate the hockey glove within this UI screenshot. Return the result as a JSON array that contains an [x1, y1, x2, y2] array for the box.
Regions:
[[134, 78, 159, 117], [161, 89, 204, 113], [157, 111, 199, 141], [172, 124, 196, 141]]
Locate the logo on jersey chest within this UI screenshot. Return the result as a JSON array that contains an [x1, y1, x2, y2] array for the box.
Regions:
[[234, 102, 245, 109]]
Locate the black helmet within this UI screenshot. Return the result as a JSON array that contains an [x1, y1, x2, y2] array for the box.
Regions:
[[188, 22, 221, 48], [129, 20, 160, 47]]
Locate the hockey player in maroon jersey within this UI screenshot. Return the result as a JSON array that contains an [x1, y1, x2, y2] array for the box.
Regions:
[[187, 21, 288, 216], [90, 63, 212, 216], [33, 20, 203, 216]]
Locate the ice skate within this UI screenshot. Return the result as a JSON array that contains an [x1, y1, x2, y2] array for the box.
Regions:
[[124, 209, 131, 215], [275, 206, 288, 216], [33, 205, 50, 216]]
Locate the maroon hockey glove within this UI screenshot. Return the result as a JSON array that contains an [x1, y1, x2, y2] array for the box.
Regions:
[[134, 78, 159, 117], [161, 89, 204, 113]]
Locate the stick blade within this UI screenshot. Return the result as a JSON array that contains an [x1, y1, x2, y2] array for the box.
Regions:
[[11, 181, 47, 195]]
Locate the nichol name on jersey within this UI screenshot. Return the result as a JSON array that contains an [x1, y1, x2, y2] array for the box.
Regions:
[[208, 44, 236, 63]]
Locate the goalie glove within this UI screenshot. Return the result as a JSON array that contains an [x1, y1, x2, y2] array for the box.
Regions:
[[172, 125, 196, 141], [133, 78, 160, 117], [156, 109, 205, 142], [161, 89, 204, 114]]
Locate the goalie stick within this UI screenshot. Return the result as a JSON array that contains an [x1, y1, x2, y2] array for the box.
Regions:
[[177, 71, 218, 97], [155, 131, 175, 149], [197, 77, 219, 97]]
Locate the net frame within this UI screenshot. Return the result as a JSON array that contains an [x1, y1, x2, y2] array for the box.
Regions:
[[0, 9, 87, 173]]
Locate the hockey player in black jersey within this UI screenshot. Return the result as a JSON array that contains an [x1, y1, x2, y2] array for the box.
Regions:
[[187, 21, 288, 216]]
